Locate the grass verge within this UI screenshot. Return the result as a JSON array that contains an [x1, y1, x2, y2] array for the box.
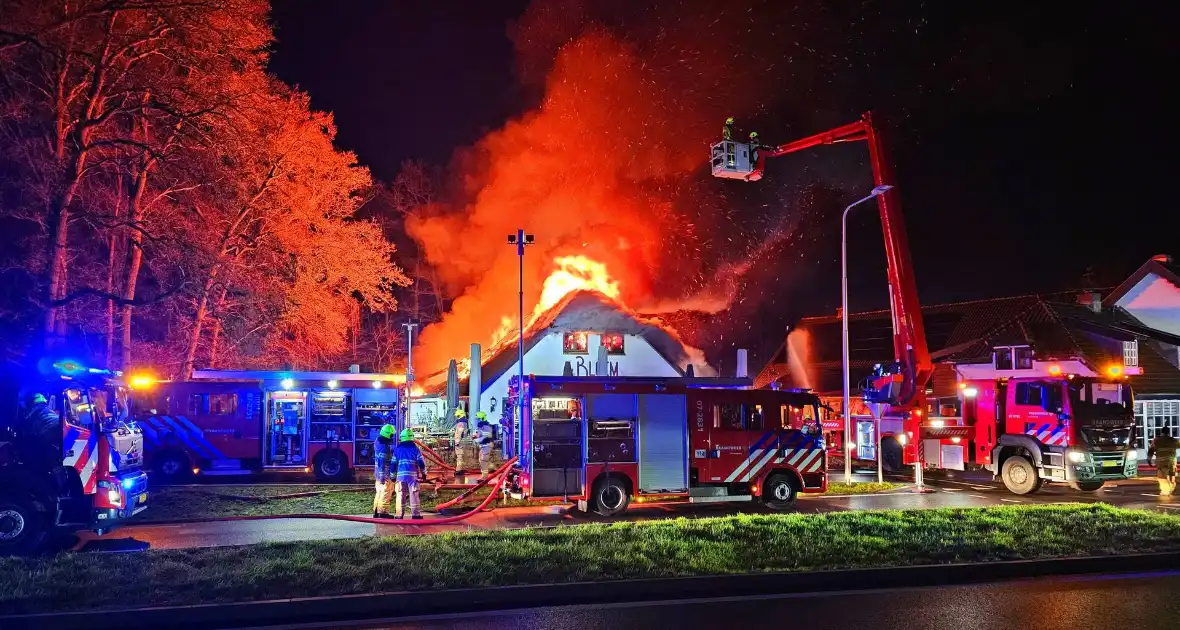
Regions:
[[821, 481, 907, 495], [3, 504, 1179, 614], [136, 484, 527, 522]]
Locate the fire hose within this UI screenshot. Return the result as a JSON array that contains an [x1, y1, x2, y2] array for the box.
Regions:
[[141, 457, 519, 526]]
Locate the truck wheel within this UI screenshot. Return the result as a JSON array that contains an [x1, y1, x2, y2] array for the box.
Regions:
[[1070, 481, 1104, 492], [591, 476, 631, 517], [314, 450, 350, 483], [0, 497, 47, 556], [1001, 455, 1042, 495], [761, 473, 798, 511], [880, 437, 904, 472], [154, 451, 192, 484]]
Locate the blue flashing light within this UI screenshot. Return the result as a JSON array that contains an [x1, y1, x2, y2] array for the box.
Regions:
[[122, 477, 136, 489]]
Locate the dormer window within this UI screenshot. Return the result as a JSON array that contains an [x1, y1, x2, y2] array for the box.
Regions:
[[1123, 340, 1139, 367], [995, 346, 1033, 370]]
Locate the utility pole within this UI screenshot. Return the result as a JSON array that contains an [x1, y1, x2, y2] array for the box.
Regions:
[[507, 229, 534, 459]]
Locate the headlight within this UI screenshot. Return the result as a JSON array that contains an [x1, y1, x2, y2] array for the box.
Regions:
[[107, 487, 122, 505], [1067, 450, 1087, 464], [1126, 449, 1138, 461]]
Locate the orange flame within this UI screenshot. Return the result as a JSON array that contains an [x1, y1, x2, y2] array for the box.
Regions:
[[489, 255, 621, 349]]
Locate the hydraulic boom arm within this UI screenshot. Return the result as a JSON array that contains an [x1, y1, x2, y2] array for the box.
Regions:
[[721, 112, 932, 408]]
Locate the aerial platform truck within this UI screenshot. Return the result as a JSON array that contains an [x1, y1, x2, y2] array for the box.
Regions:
[[712, 113, 1138, 494]]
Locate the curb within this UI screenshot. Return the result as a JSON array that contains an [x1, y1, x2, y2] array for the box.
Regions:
[[4, 552, 1180, 630]]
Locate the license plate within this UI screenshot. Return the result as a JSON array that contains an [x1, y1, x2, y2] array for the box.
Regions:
[[138, 493, 148, 504], [1102, 460, 1119, 467]]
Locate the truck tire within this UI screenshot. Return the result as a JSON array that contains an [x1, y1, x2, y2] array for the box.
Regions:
[[314, 450, 350, 483], [761, 473, 798, 511], [1001, 455, 1042, 495], [153, 451, 192, 484], [0, 496, 47, 556], [1070, 480, 1104, 492], [880, 437, 904, 472], [591, 476, 630, 517]]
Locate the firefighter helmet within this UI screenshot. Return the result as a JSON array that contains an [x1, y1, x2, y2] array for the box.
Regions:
[[399, 428, 415, 442], [454, 408, 467, 420], [32, 393, 47, 405], [380, 424, 397, 439], [726, 117, 734, 125], [475, 411, 488, 420]]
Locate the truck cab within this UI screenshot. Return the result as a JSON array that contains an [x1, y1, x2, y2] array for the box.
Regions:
[[0, 360, 148, 554], [976, 376, 1138, 493]]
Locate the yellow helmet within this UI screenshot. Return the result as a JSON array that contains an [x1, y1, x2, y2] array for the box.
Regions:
[[726, 117, 735, 125], [454, 408, 466, 419], [475, 411, 488, 420]]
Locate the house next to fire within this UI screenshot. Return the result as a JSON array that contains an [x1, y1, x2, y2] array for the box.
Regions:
[[757, 264, 1180, 451]]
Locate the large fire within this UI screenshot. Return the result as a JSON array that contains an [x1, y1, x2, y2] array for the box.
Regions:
[[408, 0, 798, 379]]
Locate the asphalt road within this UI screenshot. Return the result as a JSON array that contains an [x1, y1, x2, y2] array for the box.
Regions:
[[74, 469, 1179, 552], [278, 571, 1180, 630]]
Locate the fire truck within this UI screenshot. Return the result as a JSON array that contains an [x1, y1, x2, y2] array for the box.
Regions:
[[133, 370, 402, 482], [713, 113, 1138, 494], [1, 359, 148, 553], [505, 375, 827, 515]]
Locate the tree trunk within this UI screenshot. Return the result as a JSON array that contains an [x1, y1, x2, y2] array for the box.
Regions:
[[105, 175, 125, 369], [43, 152, 87, 338], [182, 266, 220, 379], [208, 285, 229, 368], [119, 165, 150, 368]]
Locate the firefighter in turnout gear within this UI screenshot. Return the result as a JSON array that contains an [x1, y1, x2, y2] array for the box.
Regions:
[[1148, 430, 1179, 496], [475, 413, 495, 477], [722, 117, 735, 141], [18, 392, 62, 472], [452, 407, 470, 480], [372, 421, 397, 518], [392, 428, 427, 519]]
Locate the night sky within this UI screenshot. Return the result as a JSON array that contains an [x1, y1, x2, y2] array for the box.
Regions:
[[269, 1, 1176, 372]]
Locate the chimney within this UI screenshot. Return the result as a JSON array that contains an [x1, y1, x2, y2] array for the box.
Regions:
[[469, 344, 482, 415], [735, 349, 749, 378], [1075, 291, 1101, 313], [685, 364, 696, 377]]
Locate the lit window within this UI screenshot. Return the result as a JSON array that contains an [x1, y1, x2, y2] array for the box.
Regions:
[[1123, 340, 1138, 367], [1014, 347, 1033, 370], [563, 332, 589, 354], [209, 393, 238, 416], [994, 347, 1013, 370], [601, 333, 625, 355]]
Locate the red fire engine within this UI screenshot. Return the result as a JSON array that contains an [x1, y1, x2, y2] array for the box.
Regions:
[[714, 113, 1138, 494], [1, 359, 148, 553], [132, 370, 402, 482], [505, 375, 827, 515]]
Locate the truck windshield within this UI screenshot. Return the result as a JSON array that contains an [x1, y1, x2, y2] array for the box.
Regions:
[[1068, 380, 1134, 448]]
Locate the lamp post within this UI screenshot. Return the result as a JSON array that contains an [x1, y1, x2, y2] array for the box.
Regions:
[[842, 184, 894, 484], [507, 229, 534, 458], [402, 319, 418, 431]]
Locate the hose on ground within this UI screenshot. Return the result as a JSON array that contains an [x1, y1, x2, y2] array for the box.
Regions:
[[136, 457, 519, 527]]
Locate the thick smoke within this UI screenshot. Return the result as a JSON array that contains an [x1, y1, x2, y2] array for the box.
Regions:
[[409, 0, 799, 376]]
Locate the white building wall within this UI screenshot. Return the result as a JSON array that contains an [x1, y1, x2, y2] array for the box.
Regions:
[[480, 332, 681, 423], [1116, 274, 1180, 337]]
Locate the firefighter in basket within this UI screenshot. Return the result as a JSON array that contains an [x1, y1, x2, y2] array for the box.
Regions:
[[392, 427, 427, 519], [474, 412, 495, 478], [372, 420, 397, 518], [1148, 429, 1179, 496]]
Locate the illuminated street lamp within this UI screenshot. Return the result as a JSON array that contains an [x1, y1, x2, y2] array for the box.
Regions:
[[507, 229, 534, 458], [841, 184, 894, 484]]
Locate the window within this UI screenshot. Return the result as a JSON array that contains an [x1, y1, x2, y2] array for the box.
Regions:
[[563, 332, 589, 354], [1015, 346, 1034, 370], [601, 333, 625, 355], [995, 347, 1013, 370], [1015, 382, 1044, 406], [210, 393, 238, 416], [187, 394, 205, 416], [748, 405, 764, 430], [1123, 340, 1139, 367], [714, 403, 743, 430], [994, 346, 1033, 370], [1136, 400, 1179, 450]]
